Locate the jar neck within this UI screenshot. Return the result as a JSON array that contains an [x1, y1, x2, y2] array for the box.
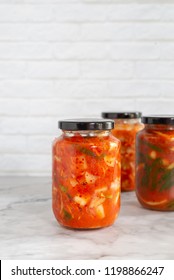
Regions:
[[144, 124, 174, 131], [114, 118, 142, 125], [63, 130, 110, 137]]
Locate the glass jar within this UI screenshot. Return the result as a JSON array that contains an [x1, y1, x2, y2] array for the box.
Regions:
[[136, 115, 174, 211], [52, 119, 121, 229], [102, 112, 144, 192]]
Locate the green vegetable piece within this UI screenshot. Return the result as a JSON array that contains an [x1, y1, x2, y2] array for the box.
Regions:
[[101, 193, 113, 199], [141, 164, 150, 187], [59, 184, 72, 199], [137, 139, 174, 192], [140, 157, 163, 190], [159, 167, 174, 191], [63, 209, 72, 220], [138, 153, 153, 187], [78, 146, 105, 159], [161, 168, 174, 182], [151, 158, 163, 190], [147, 142, 163, 152], [79, 147, 97, 157], [67, 193, 72, 200], [59, 184, 68, 193], [140, 139, 163, 152]]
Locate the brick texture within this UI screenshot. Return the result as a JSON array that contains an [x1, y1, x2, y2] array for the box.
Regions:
[[0, 0, 174, 175]]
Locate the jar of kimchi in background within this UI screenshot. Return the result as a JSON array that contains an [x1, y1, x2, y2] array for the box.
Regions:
[[52, 119, 121, 229], [102, 112, 143, 192], [136, 115, 174, 211]]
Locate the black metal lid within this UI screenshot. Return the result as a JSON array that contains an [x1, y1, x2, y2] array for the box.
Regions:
[[102, 112, 142, 119], [58, 118, 114, 131], [142, 115, 174, 125]]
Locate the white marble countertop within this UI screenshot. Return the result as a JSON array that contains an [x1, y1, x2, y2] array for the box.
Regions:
[[0, 177, 174, 260]]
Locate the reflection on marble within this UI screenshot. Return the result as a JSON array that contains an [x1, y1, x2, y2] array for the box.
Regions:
[[0, 177, 174, 260]]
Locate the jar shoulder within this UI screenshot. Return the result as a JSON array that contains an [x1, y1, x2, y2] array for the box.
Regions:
[[52, 133, 120, 153], [136, 128, 174, 138]]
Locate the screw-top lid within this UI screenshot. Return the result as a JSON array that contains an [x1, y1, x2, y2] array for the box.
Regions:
[[102, 112, 142, 119], [142, 115, 174, 125], [58, 118, 114, 131]]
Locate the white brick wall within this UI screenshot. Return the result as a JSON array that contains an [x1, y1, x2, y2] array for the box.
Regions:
[[0, 0, 174, 176]]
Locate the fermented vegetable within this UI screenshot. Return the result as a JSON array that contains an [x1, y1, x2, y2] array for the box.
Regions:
[[102, 112, 143, 191], [52, 119, 121, 228], [136, 116, 174, 211]]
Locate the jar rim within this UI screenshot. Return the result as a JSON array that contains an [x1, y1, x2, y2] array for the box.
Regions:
[[102, 112, 142, 119], [58, 118, 114, 131], [142, 115, 174, 125]]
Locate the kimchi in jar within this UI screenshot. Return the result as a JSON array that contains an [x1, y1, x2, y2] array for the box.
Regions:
[[102, 112, 143, 191], [136, 115, 174, 211], [52, 119, 121, 229]]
